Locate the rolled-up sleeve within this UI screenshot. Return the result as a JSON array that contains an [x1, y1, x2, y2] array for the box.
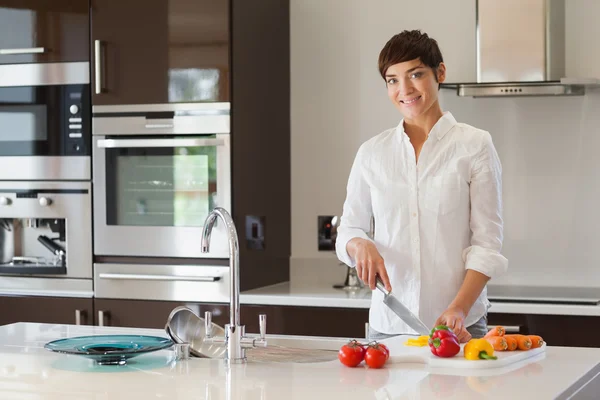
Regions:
[[336, 145, 374, 267], [463, 132, 509, 279]]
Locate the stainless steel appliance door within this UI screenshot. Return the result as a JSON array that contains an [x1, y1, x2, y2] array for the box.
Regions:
[[0, 157, 90, 181], [0, 62, 91, 180], [94, 263, 230, 302], [93, 135, 231, 258], [0, 181, 92, 278]]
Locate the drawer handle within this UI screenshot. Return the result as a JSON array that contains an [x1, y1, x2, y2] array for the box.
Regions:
[[144, 123, 175, 129], [0, 47, 46, 55], [487, 325, 521, 334], [98, 310, 108, 327], [98, 273, 221, 282]]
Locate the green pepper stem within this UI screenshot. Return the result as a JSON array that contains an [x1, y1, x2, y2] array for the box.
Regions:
[[479, 351, 498, 360], [429, 325, 451, 337]]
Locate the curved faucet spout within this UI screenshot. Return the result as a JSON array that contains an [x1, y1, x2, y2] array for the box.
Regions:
[[201, 207, 240, 328]]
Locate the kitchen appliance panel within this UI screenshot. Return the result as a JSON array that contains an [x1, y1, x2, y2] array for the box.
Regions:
[[92, 104, 231, 258], [0, 61, 89, 87], [0, 62, 91, 180], [0, 157, 90, 181], [92, 114, 230, 136], [94, 263, 230, 302], [92, 134, 230, 258], [0, 181, 92, 278]]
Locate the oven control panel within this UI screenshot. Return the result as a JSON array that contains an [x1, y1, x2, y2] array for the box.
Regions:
[[64, 85, 89, 155]]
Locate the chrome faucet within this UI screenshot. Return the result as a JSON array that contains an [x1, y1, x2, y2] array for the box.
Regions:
[[201, 207, 267, 364]]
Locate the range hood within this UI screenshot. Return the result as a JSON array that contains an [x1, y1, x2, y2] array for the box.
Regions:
[[441, 0, 599, 97]]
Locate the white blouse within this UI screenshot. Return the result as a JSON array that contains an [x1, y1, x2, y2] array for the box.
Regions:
[[336, 112, 508, 334]]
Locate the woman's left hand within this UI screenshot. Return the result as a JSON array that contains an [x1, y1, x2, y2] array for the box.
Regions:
[[435, 307, 472, 343]]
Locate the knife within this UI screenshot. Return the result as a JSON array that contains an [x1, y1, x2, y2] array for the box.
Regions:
[[375, 277, 430, 336]]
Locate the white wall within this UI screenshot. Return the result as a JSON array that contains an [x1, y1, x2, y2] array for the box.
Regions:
[[290, 0, 600, 287]]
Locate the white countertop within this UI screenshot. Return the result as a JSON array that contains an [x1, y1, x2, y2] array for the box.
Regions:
[[240, 281, 600, 316], [241, 281, 372, 308], [1, 322, 599, 399]]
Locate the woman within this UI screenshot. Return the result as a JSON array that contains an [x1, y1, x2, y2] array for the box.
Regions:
[[335, 30, 508, 342]]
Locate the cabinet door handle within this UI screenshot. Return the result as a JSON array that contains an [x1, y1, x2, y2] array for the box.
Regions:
[[144, 123, 175, 129], [98, 310, 109, 327], [75, 309, 82, 325], [98, 272, 221, 282], [487, 325, 521, 334], [0, 47, 46, 55], [97, 138, 226, 149], [94, 40, 104, 94]]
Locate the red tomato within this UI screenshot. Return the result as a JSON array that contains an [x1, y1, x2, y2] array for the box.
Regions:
[[338, 340, 365, 368], [378, 343, 390, 360], [364, 344, 388, 369]]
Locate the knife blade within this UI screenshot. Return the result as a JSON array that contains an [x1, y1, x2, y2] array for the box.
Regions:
[[375, 277, 430, 336]]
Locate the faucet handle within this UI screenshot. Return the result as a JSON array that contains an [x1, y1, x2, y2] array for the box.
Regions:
[[259, 314, 267, 340], [204, 311, 213, 338]]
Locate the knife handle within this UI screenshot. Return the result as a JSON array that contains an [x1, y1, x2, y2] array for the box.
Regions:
[[375, 276, 390, 295]]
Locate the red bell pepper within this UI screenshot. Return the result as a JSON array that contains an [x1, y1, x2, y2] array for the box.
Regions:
[[429, 328, 460, 358]]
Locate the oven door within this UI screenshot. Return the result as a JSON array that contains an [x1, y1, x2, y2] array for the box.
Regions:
[[93, 135, 231, 258], [0, 62, 90, 180]]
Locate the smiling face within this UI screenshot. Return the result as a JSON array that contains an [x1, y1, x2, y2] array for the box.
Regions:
[[384, 58, 446, 123]]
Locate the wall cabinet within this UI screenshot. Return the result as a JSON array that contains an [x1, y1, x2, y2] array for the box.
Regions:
[[0, 295, 94, 326], [0, 0, 89, 64], [90, 0, 229, 105]]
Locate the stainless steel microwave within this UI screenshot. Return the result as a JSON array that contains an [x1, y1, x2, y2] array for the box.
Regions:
[[0, 62, 91, 181]]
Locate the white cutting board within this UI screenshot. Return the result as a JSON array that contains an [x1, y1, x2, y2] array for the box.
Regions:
[[381, 335, 546, 369]]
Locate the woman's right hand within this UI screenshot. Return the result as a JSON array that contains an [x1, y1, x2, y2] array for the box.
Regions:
[[346, 238, 392, 291]]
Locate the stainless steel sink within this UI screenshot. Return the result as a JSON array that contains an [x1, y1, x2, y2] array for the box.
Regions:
[[245, 335, 346, 364], [166, 304, 354, 364], [246, 345, 338, 363]]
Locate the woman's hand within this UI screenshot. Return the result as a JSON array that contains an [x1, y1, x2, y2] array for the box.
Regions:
[[346, 238, 391, 291], [435, 307, 472, 343]]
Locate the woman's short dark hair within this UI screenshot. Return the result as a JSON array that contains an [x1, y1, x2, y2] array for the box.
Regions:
[[378, 30, 444, 81]]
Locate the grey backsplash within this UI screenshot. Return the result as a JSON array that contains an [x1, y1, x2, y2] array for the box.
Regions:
[[440, 89, 600, 287]]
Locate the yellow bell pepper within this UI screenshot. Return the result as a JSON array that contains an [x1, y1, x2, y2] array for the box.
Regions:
[[464, 338, 498, 360], [404, 335, 430, 347]]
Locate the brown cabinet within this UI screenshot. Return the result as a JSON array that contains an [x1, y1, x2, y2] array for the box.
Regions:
[[488, 313, 600, 348], [0, 295, 94, 326], [0, 0, 89, 64], [242, 305, 369, 339], [90, 299, 368, 339], [93, 298, 229, 329], [91, 0, 229, 105], [6, 294, 597, 347]]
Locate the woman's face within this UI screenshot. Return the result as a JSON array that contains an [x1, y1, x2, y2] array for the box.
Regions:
[[385, 58, 446, 122]]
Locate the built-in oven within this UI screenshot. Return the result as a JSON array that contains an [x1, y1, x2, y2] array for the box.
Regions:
[[92, 103, 231, 259], [0, 62, 91, 181]]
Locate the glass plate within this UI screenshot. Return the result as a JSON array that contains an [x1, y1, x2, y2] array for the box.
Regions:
[[44, 335, 174, 365]]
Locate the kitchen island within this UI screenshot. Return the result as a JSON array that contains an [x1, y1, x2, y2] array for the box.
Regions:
[[0, 322, 598, 399]]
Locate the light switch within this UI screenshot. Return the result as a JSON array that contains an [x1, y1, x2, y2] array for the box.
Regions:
[[318, 215, 339, 251], [245, 215, 265, 250]]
